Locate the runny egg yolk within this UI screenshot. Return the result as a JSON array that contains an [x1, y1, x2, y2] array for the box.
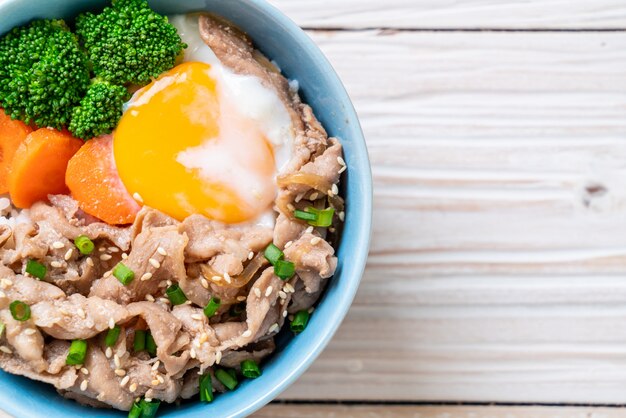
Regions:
[[113, 62, 277, 223]]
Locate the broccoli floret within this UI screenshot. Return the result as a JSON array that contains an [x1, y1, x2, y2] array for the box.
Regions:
[[69, 79, 130, 140], [0, 19, 91, 129], [76, 0, 187, 85]]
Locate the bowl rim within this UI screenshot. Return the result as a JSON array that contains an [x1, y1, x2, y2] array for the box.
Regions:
[[0, 0, 373, 417]]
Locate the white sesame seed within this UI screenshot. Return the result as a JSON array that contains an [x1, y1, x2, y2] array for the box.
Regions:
[[152, 361, 160, 371], [99, 247, 106, 252], [75, 364, 82, 370], [109, 318, 115, 329], [190, 348, 197, 359], [284, 283, 295, 293], [108, 247, 119, 253], [129, 383, 137, 392], [133, 192, 143, 203], [339, 211, 345, 221], [200, 278, 209, 289], [310, 237, 321, 245], [86, 257, 94, 267], [113, 354, 121, 368], [2, 345, 14, 354], [278, 291, 287, 300], [305, 226, 314, 234], [200, 333, 209, 344], [145, 396, 153, 402], [338, 165, 347, 174], [294, 193, 303, 203], [337, 156, 346, 166], [0, 279, 12, 289], [24, 328, 36, 335], [52, 241, 65, 249], [215, 351, 222, 364], [59, 308, 70, 316], [140, 272, 153, 282], [284, 240, 293, 249], [309, 192, 318, 200], [121, 253, 128, 260], [236, 296, 246, 302], [114, 369, 126, 377], [308, 307, 315, 314], [77, 308, 86, 319], [0, 291, 6, 299], [283, 310, 288, 318], [327, 188, 334, 197], [156, 375, 164, 384], [286, 203, 295, 212], [81, 367, 89, 375], [64, 248, 73, 261], [80, 380, 88, 391], [331, 184, 339, 195], [151, 379, 159, 386], [248, 251, 254, 260], [253, 288, 261, 298], [149, 258, 160, 269], [158, 281, 168, 288], [145, 294, 155, 302], [105, 347, 113, 358], [211, 275, 221, 282], [100, 254, 112, 261], [269, 323, 280, 333], [242, 330, 252, 338], [159, 297, 170, 304], [166, 280, 172, 286], [191, 314, 203, 321], [120, 375, 130, 387], [265, 286, 273, 297], [50, 261, 63, 268], [157, 247, 167, 256], [223, 272, 231, 283], [103, 270, 112, 278]]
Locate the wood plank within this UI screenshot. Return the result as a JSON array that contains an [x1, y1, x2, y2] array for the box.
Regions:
[[253, 405, 626, 418], [268, 0, 626, 30], [276, 30, 626, 403]]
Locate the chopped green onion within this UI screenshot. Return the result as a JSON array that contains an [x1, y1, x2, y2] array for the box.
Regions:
[[166, 284, 187, 305], [264, 243, 283, 265], [139, 399, 160, 418], [113, 262, 134, 285], [294, 209, 317, 222], [146, 331, 157, 356], [9, 300, 30, 321], [203, 296, 221, 318], [290, 310, 310, 333], [215, 368, 238, 390], [199, 373, 214, 403], [128, 401, 142, 418], [0, 321, 5, 338], [274, 259, 295, 280], [74, 235, 94, 255], [66, 339, 87, 365], [105, 326, 121, 347], [229, 302, 246, 317], [133, 330, 146, 352], [25, 259, 46, 280], [312, 207, 334, 227], [241, 359, 262, 379]]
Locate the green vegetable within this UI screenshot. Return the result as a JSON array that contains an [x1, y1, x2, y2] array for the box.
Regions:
[[290, 310, 310, 333], [66, 340, 88, 365], [75, 0, 187, 85], [199, 373, 214, 402], [146, 331, 157, 356], [264, 243, 283, 265], [203, 297, 221, 318], [133, 330, 146, 352], [9, 301, 30, 321], [113, 262, 134, 285], [295, 207, 335, 227], [0, 322, 5, 338], [215, 368, 238, 390], [69, 79, 129, 140], [128, 398, 160, 418], [25, 259, 46, 280], [166, 284, 187, 305], [240, 359, 262, 379], [0, 19, 90, 129], [105, 326, 121, 347], [73, 235, 95, 255], [274, 259, 295, 280]]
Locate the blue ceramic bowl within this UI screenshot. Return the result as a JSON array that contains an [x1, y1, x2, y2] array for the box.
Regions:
[[0, 0, 372, 416]]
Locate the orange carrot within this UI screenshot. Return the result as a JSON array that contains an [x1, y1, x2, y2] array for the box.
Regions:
[[66, 135, 141, 225], [0, 109, 33, 194], [8, 128, 83, 208]]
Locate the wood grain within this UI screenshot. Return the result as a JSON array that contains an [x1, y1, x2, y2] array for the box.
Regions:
[[275, 30, 626, 403], [253, 405, 626, 418], [268, 0, 626, 30]]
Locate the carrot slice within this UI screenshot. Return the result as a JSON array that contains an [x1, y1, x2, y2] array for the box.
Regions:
[[66, 135, 141, 225], [0, 109, 33, 194], [8, 128, 83, 208]]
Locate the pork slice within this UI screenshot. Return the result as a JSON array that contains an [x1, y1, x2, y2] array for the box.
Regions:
[[219, 338, 276, 369], [0, 224, 12, 248], [66, 346, 135, 411], [172, 305, 220, 366], [123, 356, 182, 403], [0, 269, 65, 310], [288, 278, 324, 313], [31, 294, 129, 340], [180, 369, 200, 399], [3, 223, 48, 264], [130, 207, 179, 240], [283, 232, 337, 293], [0, 342, 77, 390], [182, 215, 272, 262], [273, 213, 306, 249], [90, 225, 188, 304], [0, 310, 46, 372], [127, 302, 189, 376]]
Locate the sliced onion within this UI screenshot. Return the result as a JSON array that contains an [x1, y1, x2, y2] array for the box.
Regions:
[[200, 254, 268, 289], [277, 172, 332, 194]]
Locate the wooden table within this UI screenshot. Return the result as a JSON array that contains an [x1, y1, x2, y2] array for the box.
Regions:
[[3, 0, 626, 417]]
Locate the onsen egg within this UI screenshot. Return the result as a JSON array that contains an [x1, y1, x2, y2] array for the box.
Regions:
[[113, 16, 294, 224]]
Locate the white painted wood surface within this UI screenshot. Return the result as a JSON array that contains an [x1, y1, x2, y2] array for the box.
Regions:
[[2, 1, 626, 417]]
